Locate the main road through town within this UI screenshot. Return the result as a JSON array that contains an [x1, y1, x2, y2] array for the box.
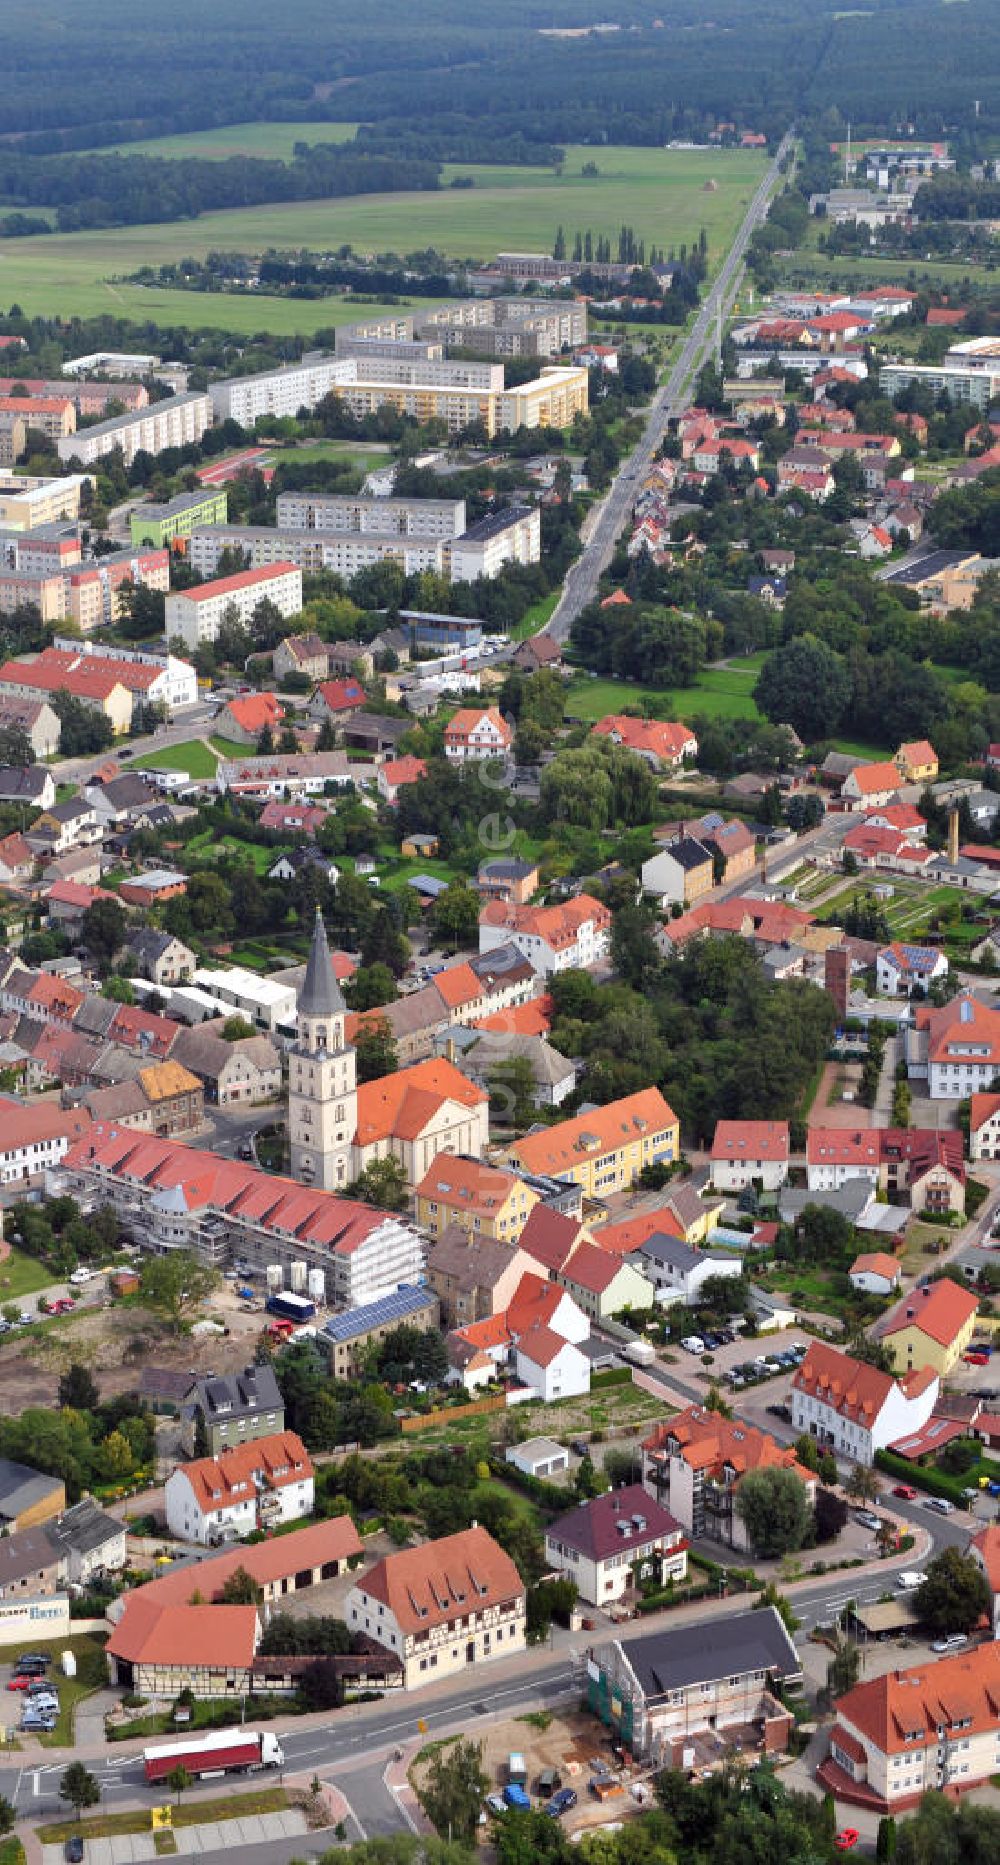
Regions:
[[544, 128, 796, 644]]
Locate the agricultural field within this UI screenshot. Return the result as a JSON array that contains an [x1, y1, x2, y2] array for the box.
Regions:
[[0, 146, 764, 332], [96, 121, 361, 161]]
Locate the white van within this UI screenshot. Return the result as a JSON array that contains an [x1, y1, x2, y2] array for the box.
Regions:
[[680, 1336, 706, 1354], [896, 1572, 924, 1591], [68, 1267, 93, 1286]]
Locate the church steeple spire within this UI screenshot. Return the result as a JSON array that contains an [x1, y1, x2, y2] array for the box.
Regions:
[[288, 910, 356, 1191], [300, 908, 345, 1017]]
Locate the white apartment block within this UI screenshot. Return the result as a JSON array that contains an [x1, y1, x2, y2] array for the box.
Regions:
[[165, 563, 302, 650], [209, 356, 347, 425], [0, 475, 85, 532], [791, 1343, 938, 1466], [274, 492, 466, 538], [186, 525, 447, 581], [52, 638, 198, 713], [449, 506, 540, 582], [57, 393, 212, 467]]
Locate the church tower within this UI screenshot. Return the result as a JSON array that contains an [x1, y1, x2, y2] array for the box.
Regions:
[[288, 910, 357, 1191]]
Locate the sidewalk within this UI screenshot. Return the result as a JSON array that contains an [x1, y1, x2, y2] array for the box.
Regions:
[[38, 1808, 309, 1865]]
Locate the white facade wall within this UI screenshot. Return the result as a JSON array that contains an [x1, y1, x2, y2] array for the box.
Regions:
[[165, 567, 302, 650], [274, 493, 466, 537], [791, 1370, 938, 1465], [57, 394, 212, 467], [449, 508, 541, 583], [711, 1156, 788, 1193], [971, 1112, 1000, 1162], [164, 1468, 314, 1546], [515, 1337, 590, 1403]]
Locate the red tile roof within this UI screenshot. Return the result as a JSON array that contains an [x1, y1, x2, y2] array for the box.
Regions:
[[793, 1342, 936, 1424], [970, 1523, 1000, 1593], [644, 1404, 815, 1487], [225, 692, 283, 734], [479, 892, 611, 952], [593, 1207, 684, 1254], [711, 1119, 789, 1163], [509, 1086, 677, 1179], [592, 715, 696, 763], [177, 1431, 312, 1517], [107, 1600, 259, 1670], [833, 1646, 1000, 1758], [316, 679, 365, 713], [354, 1057, 486, 1147], [357, 1526, 524, 1634], [879, 1278, 978, 1348], [170, 563, 299, 603]]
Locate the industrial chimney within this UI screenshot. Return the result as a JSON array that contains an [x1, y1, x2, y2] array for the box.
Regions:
[[947, 807, 960, 866]]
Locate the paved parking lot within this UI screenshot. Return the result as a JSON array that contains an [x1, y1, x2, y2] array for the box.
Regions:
[[41, 1810, 308, 1865]]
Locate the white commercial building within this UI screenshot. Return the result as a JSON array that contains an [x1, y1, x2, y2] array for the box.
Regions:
[[62, 351, 158, 379], [165, 562, 302, 650], [57, 393, 212, 467], [191, 965, 297, 1034]]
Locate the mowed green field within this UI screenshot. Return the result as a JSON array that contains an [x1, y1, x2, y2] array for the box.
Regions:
[[565, 660, 768, 726], [97, 121, 360, 161], [0, 146, 764, 332]]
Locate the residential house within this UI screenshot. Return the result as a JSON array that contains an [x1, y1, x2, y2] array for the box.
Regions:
[[637, 1232, 743, 1308], [476, 858, 538, 905], [0, 1525, 61, 1600], [511, 635, 562, 675], [641, 836, 715, 908], [969, 1525, 1000, 1639], [478, 894, 611, 975], [877, 1278, 978, 1376], [377, 756, 427, 806], [506, 1086, 679, 1199], [587, 1608, 800, 1765], [415, 1156, 540, 1246], [258, 801, 327, 837], [710, 1120, 790, 1192], [0, 767, 55, 810], [443, 707, 512, 763], [894, 740, 938, 784], [970, 1092, 1000, 1161], [164, 1431, 314, 1546], [591, 716, 698, 770], [791, 1342, 938, 1464], [309, 679, 366, 732], [171, 1022, 282, 1107], [219, 692, 284, 748], [273, 633, 330, 683], [819, 1646, 1000, 1814], [26, 797, 100, 855], [0, 1098, 92, 1192], [555, 1241, 656, 1321], [0, 833, 35, 888], [840, 761, 905, 809], [907, 993, 1000, 1099], [0, 1460, 65, 1530], [345, 1525, 525, 1689], [181, 1365, 285, 1457], [642, 1405, 816, 1553], [692, 814, 756, 884], [876, 943, 948, 996], [46, 1498, 127, 1586], [0, 698, 60, 760], [123, 930, 195, 988], [515, 1322, 591, 1402], [849, 1252, 902, 1297], [439, 1025, 576, 1109], [544, 1485, 687, 1607]]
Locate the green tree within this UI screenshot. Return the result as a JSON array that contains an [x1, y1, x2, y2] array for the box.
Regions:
[[220, 1565, 264, 1604], [354, 1016, 398, 1084], [876, 1815, 897, 1863], [753, 633, 851, 741], [80, 896, 127, 970], [165, 1765, 191, 1809], [421, 1737, 489, 1845], [0, 725, 34, 767], [488, 1056, 536, 1127], [844, 1463, 881, 1504], [346, 963, 398, 1012], [916, 1547, 991, 1637], [735, 1467, 810, 1557], [826, 1632, 861, 1699], [59, 1762, 100, 1826], [221, 1014, 256, 1042], [51, 691, 113, 757], [0, 1796, 14, 1837], [348, 1156, 408, 1211], [432, 883, 481, 950], [752, 1583, 799, 1634], [58, 1362, 98, 1411], [139, 1250, 219, 1333]]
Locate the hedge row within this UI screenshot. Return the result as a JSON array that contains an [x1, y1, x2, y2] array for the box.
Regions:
[[874, 1447, 967, 1504]]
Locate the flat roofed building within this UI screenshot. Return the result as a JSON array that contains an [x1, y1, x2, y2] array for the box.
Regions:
[[57, 393, 211, 468], [165, 563, 302, 650]]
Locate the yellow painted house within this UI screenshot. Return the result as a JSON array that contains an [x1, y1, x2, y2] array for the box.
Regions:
[[506, 1086, 679, 1199], [894, 739, 939, 784], [414, 1155, 540, 1245], [879, 1278, 978, 1376]]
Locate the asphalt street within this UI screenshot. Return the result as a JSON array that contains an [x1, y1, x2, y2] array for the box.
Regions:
[[543, 129, 795, 643]]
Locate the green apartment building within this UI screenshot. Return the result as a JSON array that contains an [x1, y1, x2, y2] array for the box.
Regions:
[[130, 488, 228, 549]]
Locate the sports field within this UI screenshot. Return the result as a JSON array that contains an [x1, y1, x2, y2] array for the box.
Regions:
[[0, 146, 764, 332]]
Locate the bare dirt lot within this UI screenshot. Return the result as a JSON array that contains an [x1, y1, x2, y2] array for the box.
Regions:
[[411, 1709, 651, 1840]]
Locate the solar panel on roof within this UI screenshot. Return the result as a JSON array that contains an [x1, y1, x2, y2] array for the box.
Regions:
[[322, 1284, 430, 1341]]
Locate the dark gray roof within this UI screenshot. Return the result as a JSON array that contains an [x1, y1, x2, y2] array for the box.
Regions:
[[638, 1232, 701, 1273], [0, 767, 51, 802], [126, 928, 178, 964], [884, 548, 974, 586], [188, 1363, 283, 1421], [0, 1524, 60, 1585], [458, 505, 533, 543], [664, 835, 713, 872], [469, 943, 536, 984], [479, 859, 536, 883], [47, 1497, 123, 1558], [299, 909, 346, 1018], [619, 1605, 800, 1699]]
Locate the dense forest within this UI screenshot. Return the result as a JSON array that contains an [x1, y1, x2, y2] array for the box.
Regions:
[[0, 1, 997, 236]]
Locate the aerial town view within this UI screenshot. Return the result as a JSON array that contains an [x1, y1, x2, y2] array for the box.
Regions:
[[0, 4, 998, 1864]]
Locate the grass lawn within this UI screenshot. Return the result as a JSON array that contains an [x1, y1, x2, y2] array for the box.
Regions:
[[282, 441, 394, 470], [0, 1842, 24, 1865], [511, 590, 560, 641], [209, 737, 254, 760], [565, 660, 766, 726], [0, 1245, 58, 1302], [0, 147, 763, 330], [5, 1632, 109, 1749], [97, 122, 360, 161], [185, 831, 283, 874], [137, 739, 218, 779], [38, 1788, 290, 1843]]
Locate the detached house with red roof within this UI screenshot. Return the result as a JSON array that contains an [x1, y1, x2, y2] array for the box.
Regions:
[[164, 1430, 314, 1546], [218, 691, 284, 747], [507, 1086, 679, 1200], [907, 992, 1000, 1099], [443, 706, 512, 763], [791, 1342, 938, 1465], [969, 1091, 1000, 1161], [308, 678, 366, 732], [820, 1644, 1000, 1814], [894, 739, 938, 784], [876, 1277, 978, 1377], [710, 1120, 789, 1193], [840, 760, 905, 809], [346, 1524, 525, 1689], [479, 892, 610, 975], [592, 715, 698, 770]]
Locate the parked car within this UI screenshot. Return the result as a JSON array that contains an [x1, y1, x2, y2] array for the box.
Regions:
[[680, 1337, 705, 1354], [924, 1497, 956, 1515], [931, 1633, 968, 1654], [68, 1267, 93, 1286], [854, 1510, 881, 1532], [964, 1352, 990, 1366], [64, 1842, 83, 1865], [892, 1485, 918, 1501], [546, 1790, 578, 1818], [17, 1654, 51, 1669], [6, 1675, 30, 1691], [484, 1795, 506, 1817]]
